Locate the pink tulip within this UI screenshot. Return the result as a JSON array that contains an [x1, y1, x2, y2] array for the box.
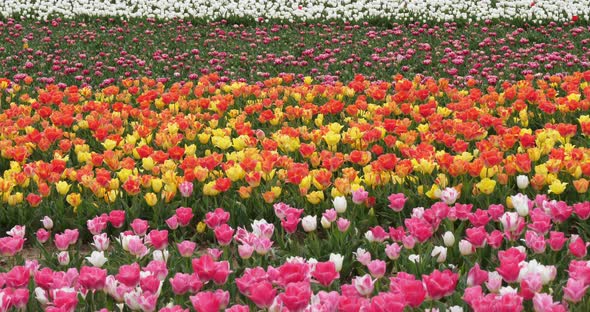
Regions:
[[547, 231, 566, 251], [205, 208, 230, 229], [92, 233, 110, 251], [353, 274, 375, 296], [367, 260, 386, 279], [6, 225, 26, 238], [127, 237, 148, 258], [130, 219, 149, 236], [87, 215, 108, 235], [422, 269, 459, 300], [36, 229, 49, 244], [116, 263, 141, 287], [247, 281, 276, 308], [147, 230, 168, 250], [336, 218, 350, 232], [238, 244, 254, 259], [175, 207, 194, 226], [563, 278, 589, 303], [108, 210, 126, 228], [170, 273, 193, 295], [54, 233, 71, 251], [166, 215, 179, 230], [279, 282, 312, 311], [79, 266, 107, 290], [177, 241, 196, 257], [351, 187, 368, 204], [178, 181, 194, 198], [214, 224, 234, 246], [388, 193, 407, 212], [570, 235, 589, 258], [190, 290, 230, 312], [144, 260, 168, 281], [312, 261, 339, 287], [385, 243, 402, 260], [467, 264, 488, 287], [5, 266, 30, 288]]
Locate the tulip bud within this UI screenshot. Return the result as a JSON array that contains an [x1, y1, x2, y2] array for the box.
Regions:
[[320, 216, 331, 229], [301, 215, 317, 232], [459, 240, 474, 255], [57, 251, 70, 266], [333, 196, 347, 213], [330, 253, 344, 272], [516, 175, 529, 190], [431, 246, 447, 263], [443, 231, 455, 247], [41, 216, 53, 230]]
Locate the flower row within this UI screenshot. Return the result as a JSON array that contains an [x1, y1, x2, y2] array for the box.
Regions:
[[0, 0, 589, 22], [0, 72, 590, 230], [2, 18, 590, 89]]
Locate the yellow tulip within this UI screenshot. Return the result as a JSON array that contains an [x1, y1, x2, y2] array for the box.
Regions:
[[477, 178, 496, 195], [306, 191, 324, 205], [151, 178, 163, 193], [117, 169, 133, 183], [196, 221, 207, 233], [548, 180, 567, 195], [66, 193, 82, 208], [203, 181, 220, 196], [198, 133, 211, 144], [105, 190, 118, 203], [212, 136, 232, 150], [109, 178, 119, 191], [225, 165, 245, 182], [425, 184, 441, 200], [271, 186, 282, 198], [55, 181, 71, 195], [142, 157, 155, 171], [102, 139, 117, 151], [7, 192, 23, 206], [323, 132, 341, 147], [144, 192, 158, 206]]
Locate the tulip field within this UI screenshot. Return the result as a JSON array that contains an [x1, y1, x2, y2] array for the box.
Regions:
[[3, 1, 590, 312]]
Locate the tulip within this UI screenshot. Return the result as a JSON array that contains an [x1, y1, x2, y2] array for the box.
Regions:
[[57, 251, 70, 266], [459, 240, 474, 256], [55, 181, 71, 195], [329, 253, 344, 272], [431, 246, 447, 263], [516, 175, 529, 189], [301, 215, 317, 232], [41, 216, 53, 230], [333, 196, 347, 213], [442, 231, 455, 247], [367, 260, 386, 278], [353, 274, 375, 296], [177, 241, 197, 257], [86, 251, 108, 267]]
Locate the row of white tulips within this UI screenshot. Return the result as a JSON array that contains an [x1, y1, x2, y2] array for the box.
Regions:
[[0, 0, 588, 22]]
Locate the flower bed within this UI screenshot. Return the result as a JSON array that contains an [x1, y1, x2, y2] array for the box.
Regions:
[[1, 0, 589, 22], [0, 73, 589, 310], [1, 18, 590, 89]]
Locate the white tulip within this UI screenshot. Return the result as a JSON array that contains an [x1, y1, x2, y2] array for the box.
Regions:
[[320, 216, 331, 229], [511, 193, 530, 217], [333, 196, 347, 213], [431, 246, 447, 263], [329, 253, 344, 272], [459, 240, 474, 255], [443, 231, 455, 247], [301, 215, 317, 232], [86, 251, 108, 267], [517, 175, 529, 189]]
